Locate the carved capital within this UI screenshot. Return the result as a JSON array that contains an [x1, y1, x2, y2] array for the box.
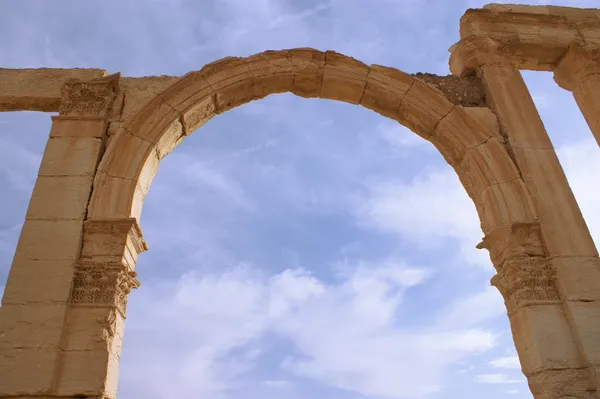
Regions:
[[491, 258, 560, 313], [71, 263, 140, 316], [554, 42, 600, 91], [59, 72, 120, 117], [81, 218, 148, 269]]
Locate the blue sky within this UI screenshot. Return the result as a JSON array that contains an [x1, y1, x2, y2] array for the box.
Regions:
[[1, 1, 600, 398]]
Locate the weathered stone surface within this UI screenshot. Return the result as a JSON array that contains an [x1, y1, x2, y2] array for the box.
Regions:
[[412, 73, 487, 107], [0, 68, 106, 112], [3, 6, 600, 398]]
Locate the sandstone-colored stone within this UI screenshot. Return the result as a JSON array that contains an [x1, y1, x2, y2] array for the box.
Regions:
[[514, 147, 598, 257], [359, 64, 413, 120], [553, 257, 600, 302], [563, 301, 600, 366], [0, 68, 106, 112], [247, 50, 295, 98], [0, 349, 59, 395], [63, 307, 125, 352], [476, 177, 537, 234], [13, 219, 83, 261], [1, 259, 75, 304], [320, 51, 369, 104], [3, 7, 600, 397], [38, 136, 103, 177], [289, 48, 325, 98], [454, 137, 521, 196], [0, 303, 68, 350], [56, 350, 115, 396], [119, 76, 180, 123], [97, 129, 153, 181], [26, 175, 94, 220], [510, 303, 585, 375], [49, 115, 108, 138], [398, 79, 454, 139], [433, 106, 502, 165], [88, 171, 145, 220]]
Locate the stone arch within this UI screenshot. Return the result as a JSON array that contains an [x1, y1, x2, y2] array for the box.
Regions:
[[88, 48, 538, 239]]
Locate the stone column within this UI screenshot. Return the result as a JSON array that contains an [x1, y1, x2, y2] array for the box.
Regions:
[[0, 73, 130, 397], [54, 218, 146, 398], [554, 43, 600, 148], [480, 65, 600, 398]]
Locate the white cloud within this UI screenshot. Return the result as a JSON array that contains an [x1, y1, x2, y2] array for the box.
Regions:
[[356, 167, 490, 268], [475, 374, 523, 384], [121, 260, 500, 398], [489, 355, 521, 370], [557, 138, 600, 245]]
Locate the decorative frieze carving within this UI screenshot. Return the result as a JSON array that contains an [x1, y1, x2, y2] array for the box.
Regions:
[[491, 258, 560, 313], [59, 72, 120, 117], [71, 264, 140, 316]]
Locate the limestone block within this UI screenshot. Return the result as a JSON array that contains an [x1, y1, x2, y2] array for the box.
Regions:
[[289, 48, 325, 98], [481, 222, 546, 267], [476, 178, 536, 233], [0, 67, 106, 112], [527, 367, 597, 398], [119, 76, 180, 123], [460, 8, 576, 48], [80, 218, 146, 268], [510, 303, 585, 375], [88, 171, 145, 220], [63, 307, 125, 352], [482, 4, 550, 15], [398, 79, 453, 140], [56, 350, 115, 397], [13, 219, 84, 261], [38, 136, 103, 177], [553, 257, 600, 302], [97, 130, 153, 180], [433, 106, 502, 165], [360, 64, 413, 121], [0, 348, 59, 395], [49, 116, 108, 138], [554, 43, 600, 91], [0, 303, 68, 350], [159, 72, 216, 133], [320, 51, 369, 104], [513, 148, 598, 257], [564, 300, 600, 365], [454, 137, 521, 196], [572, 75, 600, 146], [121, 95, 181, 145], [2, 259, 75, 304], [481, 66, 553, 150], [201, 56, 255, 113], [247, 50, 295, 97], [26, 175, 94, 220]]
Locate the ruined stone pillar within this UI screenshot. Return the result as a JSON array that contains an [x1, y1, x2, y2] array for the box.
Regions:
[[55, 218, 146, 398], [0, 73, 144, 398], [554, 43, 600, 148], [479, 65, 600, 398]]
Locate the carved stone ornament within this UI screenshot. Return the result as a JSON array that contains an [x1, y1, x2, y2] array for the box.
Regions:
[[71, 263, 140, 316], [491, 258, 560, 313], [59, 72, 120, 117]]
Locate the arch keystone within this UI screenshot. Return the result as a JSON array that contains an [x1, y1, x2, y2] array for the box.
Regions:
[[246, 50, 295, 97], [289, 48, 325, 97]]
